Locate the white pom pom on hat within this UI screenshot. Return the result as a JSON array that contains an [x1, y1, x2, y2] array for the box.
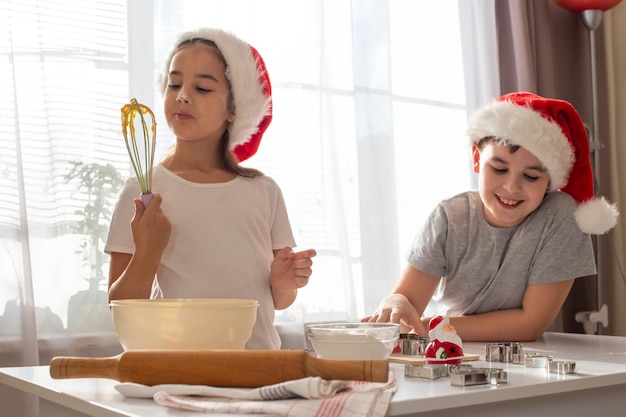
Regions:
[[160, 28, 272, 162], [467, 92, 618, 235]]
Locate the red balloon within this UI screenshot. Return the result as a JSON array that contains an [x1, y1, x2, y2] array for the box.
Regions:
[[554, 0, 623, 13]]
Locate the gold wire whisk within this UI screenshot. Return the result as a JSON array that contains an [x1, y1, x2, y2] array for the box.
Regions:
[[121, 98, 157, 206]]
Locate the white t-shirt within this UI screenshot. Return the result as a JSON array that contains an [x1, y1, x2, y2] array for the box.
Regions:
[[408, 191, 596, 317], [105, 164, 296, 349]]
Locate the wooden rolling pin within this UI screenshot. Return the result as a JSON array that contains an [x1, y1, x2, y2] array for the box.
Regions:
[[50, 350, 389, 387]]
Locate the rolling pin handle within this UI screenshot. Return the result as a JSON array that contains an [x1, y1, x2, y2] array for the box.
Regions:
[[50, 355, 121, 381]]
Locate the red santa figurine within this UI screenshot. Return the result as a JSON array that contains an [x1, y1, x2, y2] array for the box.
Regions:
[[424, 316, 464, 365]]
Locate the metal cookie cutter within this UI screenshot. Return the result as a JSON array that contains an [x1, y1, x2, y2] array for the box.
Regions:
[[397, 334, 430, 355], [404, 364, 449, 380], [449, 364, 507, 387], [485, 342, 524, 364], [524, 352, 553, 368], [548, 360, 577, 375]]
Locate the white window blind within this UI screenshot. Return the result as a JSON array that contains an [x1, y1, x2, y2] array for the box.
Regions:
[[1, 0, 131, 335], [0, 0, 477, 346]]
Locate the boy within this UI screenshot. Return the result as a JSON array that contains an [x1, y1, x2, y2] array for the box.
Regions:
[[364, 92, 618, 341]]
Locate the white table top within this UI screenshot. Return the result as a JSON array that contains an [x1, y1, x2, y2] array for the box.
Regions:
[[2, 332, 626, 417], [390, 332, 626, 416]]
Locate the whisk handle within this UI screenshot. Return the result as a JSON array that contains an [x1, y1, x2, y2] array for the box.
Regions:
[[140, 193, 154, 207]]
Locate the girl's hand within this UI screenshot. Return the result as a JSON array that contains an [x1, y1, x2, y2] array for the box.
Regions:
[[270, 247, 317, 291], [130, 193, 171, 258], [269, 247, 316, 310], [108, 193, 171, 300]]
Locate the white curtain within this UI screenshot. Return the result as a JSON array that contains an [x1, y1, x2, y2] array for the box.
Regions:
[[0, 0, 498, 385]]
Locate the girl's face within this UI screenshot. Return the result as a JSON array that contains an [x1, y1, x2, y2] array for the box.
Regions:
[[473, 141, 550, 228], [164, 42, 234, 145]]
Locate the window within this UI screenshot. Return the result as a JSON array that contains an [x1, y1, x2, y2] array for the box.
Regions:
[[0, 0, 478, 355], [1, 0, 131, 339]]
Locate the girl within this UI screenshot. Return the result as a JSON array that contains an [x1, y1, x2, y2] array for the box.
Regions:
[[106, 28, 316, 349]]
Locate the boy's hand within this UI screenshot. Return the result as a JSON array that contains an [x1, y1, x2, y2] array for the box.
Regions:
[[362, 294, 428, 335]]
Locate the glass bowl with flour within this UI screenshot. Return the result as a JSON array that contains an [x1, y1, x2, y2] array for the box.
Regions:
[[306, 322, 400, 359]]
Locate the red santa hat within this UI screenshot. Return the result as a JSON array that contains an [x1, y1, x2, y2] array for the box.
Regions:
[[467, 92, 619, 235], [160, 28, 272, 162], [429, 315, 445, 330]]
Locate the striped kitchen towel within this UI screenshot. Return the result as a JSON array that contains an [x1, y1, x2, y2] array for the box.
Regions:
[[121, 373, 396, 417]]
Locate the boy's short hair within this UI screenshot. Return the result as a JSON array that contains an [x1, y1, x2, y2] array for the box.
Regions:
[[475, 137, 520, 153]]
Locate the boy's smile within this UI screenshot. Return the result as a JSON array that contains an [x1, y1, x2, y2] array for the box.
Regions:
[[473, 141, 550, 228]]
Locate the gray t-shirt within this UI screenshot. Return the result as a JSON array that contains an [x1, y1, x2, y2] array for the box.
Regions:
[[407, 191, 596, 317]]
